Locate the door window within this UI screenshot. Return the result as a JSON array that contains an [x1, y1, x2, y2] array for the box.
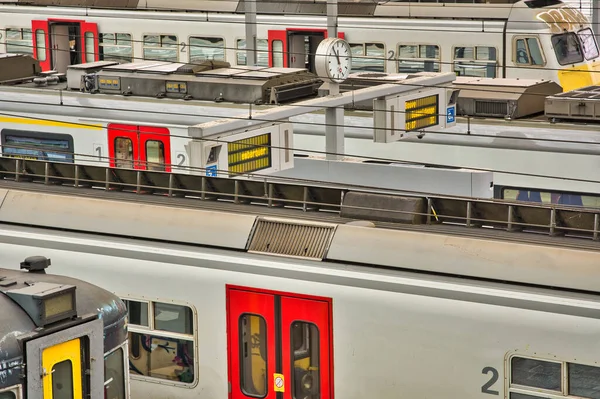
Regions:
[[114, 137, 134, 169], [52, 360, 74, 399], [145, 140, 165, 171], [240, 314, 268, 397], [290, 322, 320, 399]]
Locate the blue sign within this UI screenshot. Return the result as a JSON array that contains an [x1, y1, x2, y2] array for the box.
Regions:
[[447, 106, 456, 124], [206, 164, 217, 177]]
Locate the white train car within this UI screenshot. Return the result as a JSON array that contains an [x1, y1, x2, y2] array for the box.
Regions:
[[0, 0, 599, 91], [0, 188, 598, 399]]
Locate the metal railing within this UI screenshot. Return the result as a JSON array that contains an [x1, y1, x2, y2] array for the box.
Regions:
[[1, 156, 599, 242]]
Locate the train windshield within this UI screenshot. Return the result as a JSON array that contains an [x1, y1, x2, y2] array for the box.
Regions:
[[577, 28, 599, 60], [552, 32, 584, 65]]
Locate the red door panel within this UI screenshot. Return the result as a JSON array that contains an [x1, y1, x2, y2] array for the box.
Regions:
[[268, 30, 288, 67], [281, 296, 332, 399], [107, 124, 171, 171], [227, 289, 277, 399], [80, 22, 100, 63], [31, 20, 51, 71], [226, 286, 333, 399], [139, 126, 172, 172]]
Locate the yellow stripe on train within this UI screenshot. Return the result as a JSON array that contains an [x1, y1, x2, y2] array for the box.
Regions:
[[0, 116, 103, 130]]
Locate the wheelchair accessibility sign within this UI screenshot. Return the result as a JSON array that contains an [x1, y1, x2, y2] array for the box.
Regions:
[[447, 106, 456, 124]]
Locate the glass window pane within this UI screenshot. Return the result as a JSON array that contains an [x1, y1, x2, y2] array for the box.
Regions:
[[100, 33, 132, 63], [189, 36, 225, 62], [104, 349, 126, 399], [239, 314, 267, 398], [476, 46, 496, 60], [101, 33, 115, 44], [454, 46, 473, 59], [84, 32, 95, 62], [511, 357, 561, 391], [552, 32, 584, 65], [154, 302, 193, 334], [124, 300, 149, 327], [3, 133, 71, 162], [237, 38, 268, 66], [52, 360, 74, 399], [502, 188, 595, 207], [516, 39, 529, 64], [526, 38, 544, 65], [114, 137, 133, 169], [569, 363, 600, 399], [0, 391, 17, 399], [23, 28, 32, 41], [128, 332, 194, 383], [116, 33, 131, 46], [144, 35, 160, 47], [6, 28, 21, 40], [161, 35, 177, 48], [272, 40, 283, 68], [578, 28, 599, 60], [35, 29, 46, 61], [145, 140, 165, 171], [291, 321, 319, 399], [350, 43, 364, 56], [399, 45, 417, 58], [419, 45, 439, 59]]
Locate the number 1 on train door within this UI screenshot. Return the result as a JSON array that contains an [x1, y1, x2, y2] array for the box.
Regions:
[[226, 286, 333, 399], [107, 123, 172, 172]]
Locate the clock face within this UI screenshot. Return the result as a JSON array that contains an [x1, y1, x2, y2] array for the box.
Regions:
[[327, 40, 351, 83]]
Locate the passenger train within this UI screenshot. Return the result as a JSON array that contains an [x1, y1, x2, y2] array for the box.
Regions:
[[0, 188, 598, 399], [0, 255, 129, 399], [0, 0, 599, 91]]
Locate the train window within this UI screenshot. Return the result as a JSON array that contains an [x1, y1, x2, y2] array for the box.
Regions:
[[124, 300, 149, 327], [569, 363, 600, 399], [453, 46, 497, 78], [128, 332, 195, 384], [272, 40, 284, 68], [104, 348, 126, 399], [349, 42, 385, 72], [84, 32, 95, 63], [501, 187, 600, 208], [514, 37, 545, 66], [124, 298, 196, 385], [6, 28, 33, 55], [551, 32, 584, 65], [143, 34, 178, 62], [0, 391, 16, 399], [236, 39, 269, 66], [577, 28, 599, 60], [1, 129, 74, 162], [52, 359, 74, 399], [189, 36, 225, 63], [239, 314, 267, 398], [35, 29, 46, 61], [114, 137, 133, 169], [153, 302, 193, 335], [510, 357, 561, 391], [290, 321, 319, 399], [145, 140, 165, 171], [99, 33, 133, 63], [398, 44, 440, 73]]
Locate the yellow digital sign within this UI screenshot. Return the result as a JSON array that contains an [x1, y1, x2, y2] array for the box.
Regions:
[[228, 133, 272, 174], [405, 94, 439, 132]]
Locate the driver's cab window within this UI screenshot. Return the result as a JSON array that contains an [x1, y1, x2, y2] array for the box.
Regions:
[[514, 37, 545, 66]]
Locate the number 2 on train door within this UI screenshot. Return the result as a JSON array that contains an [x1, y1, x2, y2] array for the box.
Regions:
[[226, 286, 333, 399], [107, 123, 172, 172]]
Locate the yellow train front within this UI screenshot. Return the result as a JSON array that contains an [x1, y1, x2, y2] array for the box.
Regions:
[[0, 256, 129, 399]]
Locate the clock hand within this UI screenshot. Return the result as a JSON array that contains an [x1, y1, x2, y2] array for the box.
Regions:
[[334, 47, 341, 65]]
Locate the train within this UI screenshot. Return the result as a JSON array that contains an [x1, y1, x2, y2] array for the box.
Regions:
[[0, 0, 599, 92], [0, 187, 597, 399], [0, 255, 130, 399]]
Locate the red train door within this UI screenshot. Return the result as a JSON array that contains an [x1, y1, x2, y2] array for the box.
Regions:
[[227, 286, 333, 399], [267, 29, 344, 73], [31, 19, 99, 73], [107, 124, 172, 172]]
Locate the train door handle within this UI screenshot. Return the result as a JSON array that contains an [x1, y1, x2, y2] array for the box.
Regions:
[[42, 368, 56, 377]]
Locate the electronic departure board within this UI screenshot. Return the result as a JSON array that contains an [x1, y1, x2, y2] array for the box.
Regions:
[[228, 133, 272, 174], [404, 95, 439, 132]]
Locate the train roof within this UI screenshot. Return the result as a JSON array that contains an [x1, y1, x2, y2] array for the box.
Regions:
[[0, 161, 597, 293], [0, 0, 588, 23], [0, 260, 127, 365]]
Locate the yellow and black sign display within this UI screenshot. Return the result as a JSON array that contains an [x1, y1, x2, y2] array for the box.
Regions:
[[404, 94, 439, 132], [228, 133, 272, 174]]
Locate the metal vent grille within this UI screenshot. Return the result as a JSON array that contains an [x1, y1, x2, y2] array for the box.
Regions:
[[475, 100, 508, 116], [247, 218, 336, 260]]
